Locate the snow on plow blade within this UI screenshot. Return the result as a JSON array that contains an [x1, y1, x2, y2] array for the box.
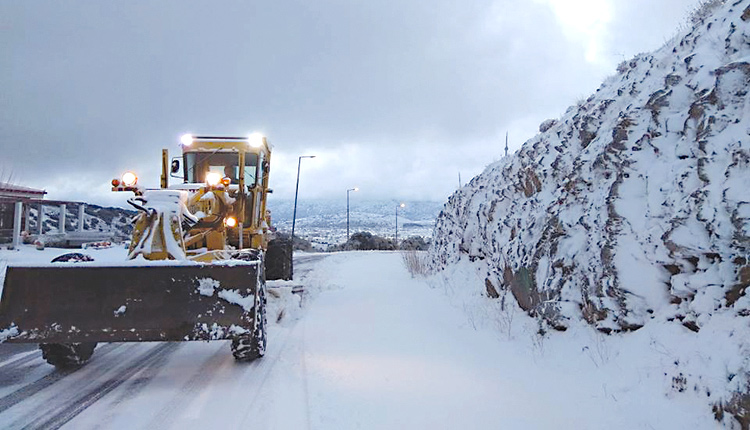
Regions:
[[0, 263, 260, 343]]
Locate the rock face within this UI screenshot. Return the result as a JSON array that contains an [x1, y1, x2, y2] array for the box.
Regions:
[[430, 0, 750, 333], [429, 0, 750, 423]]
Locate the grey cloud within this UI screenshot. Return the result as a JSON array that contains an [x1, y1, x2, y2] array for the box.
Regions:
[[0, 0, 701, 205]]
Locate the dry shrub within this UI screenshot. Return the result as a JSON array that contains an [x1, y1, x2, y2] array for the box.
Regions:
[[401, 250, 428, 278]]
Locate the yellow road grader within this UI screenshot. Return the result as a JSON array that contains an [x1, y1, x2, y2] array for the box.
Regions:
[[0, 134, 292, 367]]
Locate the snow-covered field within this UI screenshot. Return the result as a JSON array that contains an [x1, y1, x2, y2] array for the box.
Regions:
[[0, 246, 725, 429]]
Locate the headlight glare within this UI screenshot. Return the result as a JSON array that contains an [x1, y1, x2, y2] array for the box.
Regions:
[[122, 171, 138, 187], [205, 172, 222, 186]]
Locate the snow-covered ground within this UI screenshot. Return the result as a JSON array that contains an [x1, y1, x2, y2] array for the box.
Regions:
[[0, 246, 725, 429]]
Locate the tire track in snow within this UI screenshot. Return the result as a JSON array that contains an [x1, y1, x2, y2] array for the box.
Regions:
[[0, 369, 77, 415], [19, 342, 180, 430], [0, 345, 38, 365], [0, 343, 123, 415], [75, 342, 189, 430], [145, 344, 230, 429], [232, 324, 306, 428], [0, 350, 42, 375], [293, 255, 327, 280]]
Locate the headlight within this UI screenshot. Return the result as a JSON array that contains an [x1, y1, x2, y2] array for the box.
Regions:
[[248, 133, 264, 148], [180, 134, 193, 146], [122, 171, 138, 187], [205, 172, 222, 186], [224, 216, 237, 228]]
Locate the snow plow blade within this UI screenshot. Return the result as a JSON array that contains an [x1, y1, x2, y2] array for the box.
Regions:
[[0, 263, 261, 344]]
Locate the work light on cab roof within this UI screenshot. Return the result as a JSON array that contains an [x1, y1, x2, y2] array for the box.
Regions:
[[248, 133, 264, 148]]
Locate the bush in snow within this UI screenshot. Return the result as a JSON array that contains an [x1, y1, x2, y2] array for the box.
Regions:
[[399, 235, 430, 251], [329, 231, 396, 251]]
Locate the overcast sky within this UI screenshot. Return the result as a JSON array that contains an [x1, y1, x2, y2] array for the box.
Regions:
[[0, 0, 701, 207]]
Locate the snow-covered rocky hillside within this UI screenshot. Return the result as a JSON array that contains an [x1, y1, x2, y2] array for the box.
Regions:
[[429, 0, 750, 425], [23, 204, 134, 242]]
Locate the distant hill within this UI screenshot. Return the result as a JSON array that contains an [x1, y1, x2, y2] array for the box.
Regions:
[[27, 204, 135, 242], [18, 198, 442, 249], [267, 199, 443, 247]]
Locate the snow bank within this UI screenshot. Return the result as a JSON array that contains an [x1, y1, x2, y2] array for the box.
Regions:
[[429, 0, 750, 425]]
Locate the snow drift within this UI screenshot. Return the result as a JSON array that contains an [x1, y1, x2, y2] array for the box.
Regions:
[[429, 0, 750, 424]]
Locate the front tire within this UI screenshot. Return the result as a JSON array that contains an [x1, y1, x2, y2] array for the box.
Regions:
[[39, 342, 97, 369], [231, 278, 267, 361], [40, 253, 98, 369]]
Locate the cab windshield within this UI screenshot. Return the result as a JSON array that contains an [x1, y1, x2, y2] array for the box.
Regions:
[[184, 152, 259, 185]]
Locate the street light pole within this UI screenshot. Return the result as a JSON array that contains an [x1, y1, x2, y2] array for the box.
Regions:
[[346, 187, 358, 240], [291, 155, 315, 274], [395, 202, 405, 249]]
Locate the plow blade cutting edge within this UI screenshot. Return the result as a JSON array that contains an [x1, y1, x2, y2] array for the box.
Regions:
[[0, 262, 262, 344]]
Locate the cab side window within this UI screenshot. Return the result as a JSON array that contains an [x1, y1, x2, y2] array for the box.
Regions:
[[244, 154, 259, 187]]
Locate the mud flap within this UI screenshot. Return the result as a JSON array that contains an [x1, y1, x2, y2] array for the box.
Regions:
[[0, 262, 262, 344]]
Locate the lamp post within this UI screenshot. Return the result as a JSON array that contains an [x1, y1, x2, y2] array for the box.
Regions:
[[291, 155, 315, 274], [346, 187, 358, 240], [395, 202, 405, 249]]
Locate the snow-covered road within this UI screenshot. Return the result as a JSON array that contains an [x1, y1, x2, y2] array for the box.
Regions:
[[0, 248, 722, 429]]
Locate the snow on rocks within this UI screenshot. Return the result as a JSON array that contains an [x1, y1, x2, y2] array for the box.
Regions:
[[428, 0, 750, 425]]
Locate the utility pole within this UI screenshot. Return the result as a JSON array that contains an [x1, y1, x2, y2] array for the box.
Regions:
[[291, 155, 315, 276], [505, 132, 509, 158], [346, 187, 358, 240], [395, 202, 405, 249]]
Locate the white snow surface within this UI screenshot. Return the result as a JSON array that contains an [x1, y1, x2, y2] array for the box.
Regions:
[[429, 0, 750, 421], [0, 248, 732, 428]]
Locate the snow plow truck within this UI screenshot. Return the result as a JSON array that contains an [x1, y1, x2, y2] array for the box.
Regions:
[[0, 134, 292, 368]]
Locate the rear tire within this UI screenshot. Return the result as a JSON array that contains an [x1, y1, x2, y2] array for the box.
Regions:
[[39, 342, 97, 369], [231, 275, 267, 361], [266, 238, 293, 280]]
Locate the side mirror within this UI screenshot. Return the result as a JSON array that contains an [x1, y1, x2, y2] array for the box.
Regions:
[[170, 158, 181, 178], [267, 189, 273, 194]]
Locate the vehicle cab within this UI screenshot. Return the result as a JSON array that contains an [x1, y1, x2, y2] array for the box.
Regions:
[[167, 134, 273, 250]]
